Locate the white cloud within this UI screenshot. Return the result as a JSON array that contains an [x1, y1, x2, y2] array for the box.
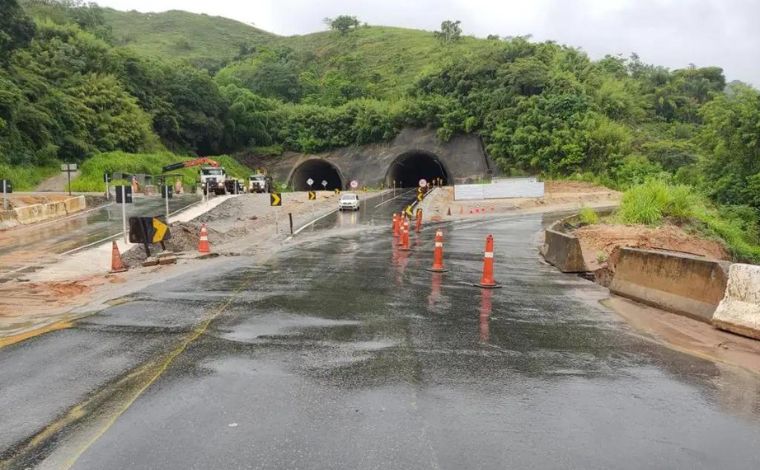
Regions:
[[92, 0, 760, 86]]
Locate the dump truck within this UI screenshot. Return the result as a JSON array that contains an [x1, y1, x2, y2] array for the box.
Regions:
[[248, 174, 272, 193], [161, 158, 228, 195]]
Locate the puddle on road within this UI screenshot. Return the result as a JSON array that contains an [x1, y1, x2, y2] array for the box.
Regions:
[[213, 313, 362, 343]]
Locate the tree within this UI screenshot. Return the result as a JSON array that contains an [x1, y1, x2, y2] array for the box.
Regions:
[[325, 15, 360, 35], [434, 20, 462, 44], [0, 0, 36, 61]]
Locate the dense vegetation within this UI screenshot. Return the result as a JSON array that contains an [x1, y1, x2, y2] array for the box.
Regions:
[[616, 181, 760, 262], [1, 1, 758, 260]]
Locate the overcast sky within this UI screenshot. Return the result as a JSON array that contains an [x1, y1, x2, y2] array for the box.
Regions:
[[92, 0, 759, 86]]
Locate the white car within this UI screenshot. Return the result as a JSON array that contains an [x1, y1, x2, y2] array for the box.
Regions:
[[338, 193, 360, 211]]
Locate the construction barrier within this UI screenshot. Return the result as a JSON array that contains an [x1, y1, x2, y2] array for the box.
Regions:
[[540, 227, 588, 273], [454, 177, 544, 201], [12, 196, 87, 225], [610, 247, 731, 322], [712, 264, 760, 340]]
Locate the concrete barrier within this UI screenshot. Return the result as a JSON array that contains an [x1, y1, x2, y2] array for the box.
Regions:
[[712, 264, 760, 340], [10, 196, 87, 226], [63, 195, 86, 213], [541, 228, 587, 273], [610, 247, 731, 322]]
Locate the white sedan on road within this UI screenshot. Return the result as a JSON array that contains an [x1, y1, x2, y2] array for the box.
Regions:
[[338, 193, 360, 211]]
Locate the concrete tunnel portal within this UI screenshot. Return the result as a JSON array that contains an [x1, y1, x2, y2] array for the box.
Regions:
[[386, 151, 449, 188], [290, 159, 344, 191]]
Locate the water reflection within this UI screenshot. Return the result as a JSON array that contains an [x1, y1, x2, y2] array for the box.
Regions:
[[479, 287, 492, 343], [427, 272, 443, 311]]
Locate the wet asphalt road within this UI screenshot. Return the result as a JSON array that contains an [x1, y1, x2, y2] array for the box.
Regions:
[[2, 192, 760, 469], [0, 194, 200, 277]]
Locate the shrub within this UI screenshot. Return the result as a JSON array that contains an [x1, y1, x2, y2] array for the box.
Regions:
[[578, 207, 599, 225], [69, 152, 250, 192]]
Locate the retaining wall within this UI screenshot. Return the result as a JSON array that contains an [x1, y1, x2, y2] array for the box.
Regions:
[[540, 227, 587, 273], [610, 247, 731, 322], [0, 196, 87, 228], [712, 264, 760, 339]]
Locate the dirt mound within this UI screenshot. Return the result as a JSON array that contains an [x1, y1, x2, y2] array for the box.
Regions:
[[194, 198, 244, 224], [120, 221, 230, 266], [574, 223, 730, 272]]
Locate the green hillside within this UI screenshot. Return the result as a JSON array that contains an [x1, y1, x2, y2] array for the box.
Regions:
[[102, 8, 275, 70], [272, 26, 498, 99]]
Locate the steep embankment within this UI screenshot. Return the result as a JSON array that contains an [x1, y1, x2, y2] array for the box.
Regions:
[[102, 8, 276, 70]]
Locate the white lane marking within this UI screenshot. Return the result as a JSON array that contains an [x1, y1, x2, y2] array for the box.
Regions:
[[290, 208, 340, 238], [373, 190, 414, 208]]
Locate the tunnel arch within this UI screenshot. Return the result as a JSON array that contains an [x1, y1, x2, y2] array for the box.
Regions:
[[385, 151, 449, 188], [289, 159, 344, 191]]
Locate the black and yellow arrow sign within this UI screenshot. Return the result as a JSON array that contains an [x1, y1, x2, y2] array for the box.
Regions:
[[417, 193, 424, 202], [152, 217, 169, 243], [404, 205, 414, 217], [308, 191, 316, 200], [270, 192, 282, 206], [334, 188, 341, 195]]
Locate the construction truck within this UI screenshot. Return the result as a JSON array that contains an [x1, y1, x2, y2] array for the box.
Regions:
[[248, 174, 272, 193], [162, 158, 227, 195]]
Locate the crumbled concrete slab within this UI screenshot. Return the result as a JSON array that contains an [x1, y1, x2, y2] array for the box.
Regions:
[[713, 264, 760, 340]]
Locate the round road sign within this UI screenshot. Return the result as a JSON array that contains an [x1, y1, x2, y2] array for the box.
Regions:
[[306, 178, 314, 186], [350, 180, 358, 189], [419, 179, 427, 188]]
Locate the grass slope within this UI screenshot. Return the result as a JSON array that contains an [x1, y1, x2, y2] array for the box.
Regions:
[[102, 8, 276, 70], [102, 9, 495, 96], [70, 152, 251, 192], [276, 26, 498, 98]]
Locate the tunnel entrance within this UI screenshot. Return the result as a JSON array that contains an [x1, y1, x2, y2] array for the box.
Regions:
[[290, 159, 343, 191], [386, 152, 449, 188]]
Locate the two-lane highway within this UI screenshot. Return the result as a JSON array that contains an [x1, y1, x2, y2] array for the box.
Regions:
[[2, 193, 760, 469]]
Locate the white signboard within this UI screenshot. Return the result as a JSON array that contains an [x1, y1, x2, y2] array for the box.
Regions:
[[419, 179, 427, 188], [306, 178, 314, 187], [454, 177, 544, 201], [350, 180, 358, 189]]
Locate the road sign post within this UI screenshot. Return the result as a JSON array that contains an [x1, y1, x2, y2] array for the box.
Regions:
[[162, 184, 173, 221], [103, 172, 111, 200], [1, 179, 11, 210], [129, 216, 171, 256], [61, 163, 77, 196], [116, 185, 133, 244], [269, 191, 282, 233]]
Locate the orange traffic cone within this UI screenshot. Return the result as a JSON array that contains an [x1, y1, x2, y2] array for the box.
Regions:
[[393, 213, 401, 238], [474, 234, 501, 288], [415, 209, 423, 233], [392, 213, 398, 236], [426, 230, 447, 272], [198, 223, 210, 254], [110, 241, 127, 273], [397, 216, 405, 246]]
